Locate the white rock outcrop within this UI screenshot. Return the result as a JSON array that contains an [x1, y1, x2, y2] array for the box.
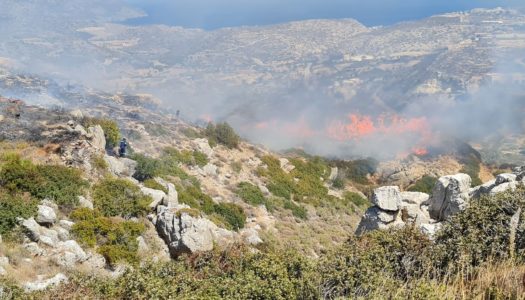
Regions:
[[371, 186, 402, 211], [357, 166, 525, 237], [428, 173, 471, 221], [36, 205, 57, 226], [156, 207, 237, 257], [23, 273, 68, 292]]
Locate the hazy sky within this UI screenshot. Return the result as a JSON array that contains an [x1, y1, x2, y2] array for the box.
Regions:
[[124, 0, 524, 29]]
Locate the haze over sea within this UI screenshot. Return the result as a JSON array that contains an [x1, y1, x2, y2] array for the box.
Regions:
[[124, 0, 524, 30]]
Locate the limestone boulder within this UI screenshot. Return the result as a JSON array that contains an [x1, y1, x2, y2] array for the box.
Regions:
[[36, 205, 57, 226], [23, 273, 68, 292], [355, 206, 399, 235], [78, 196, 94, 210], [104, 155, 137, 177], [156, 208, 235, 257], [51, 240, 88, 268], [87, 125, 106, 152], [371, 186, 401, 212], [21, 218, 59, 247], [193, 138, 213, 157], [202, 163, 218, 177], [495, 173, 517, 185], [154, 177, 179, 207], [428, 174, 471, 221]]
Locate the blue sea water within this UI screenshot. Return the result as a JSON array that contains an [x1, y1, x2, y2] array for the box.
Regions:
[[123, 0, 523, 30]]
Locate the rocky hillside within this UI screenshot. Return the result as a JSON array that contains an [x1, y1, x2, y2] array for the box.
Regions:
[[0, 97, 524, 298]]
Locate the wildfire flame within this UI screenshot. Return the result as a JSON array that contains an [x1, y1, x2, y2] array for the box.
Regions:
[[327, 113, 430, 141], [326, 113, 432, 156]]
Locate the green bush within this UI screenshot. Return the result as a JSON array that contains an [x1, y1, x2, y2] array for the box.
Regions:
[[236, 182, 265, 206], [143, 179, 168, 194], [0, 154, 87, 208], [231, 161, 242, 173], [260, 155, 330, 205], [460, 154, 483, 187], [130, 153, 162, 181], [0, 191, 38, 235], [331, 158, 378, 185], [92, 178, 151, 218], [343, 191, 369, 208], [213, 203, 246, 231], [91, 154, 108, 171], [283, 200, 307, 220], [408, 176, 438, 194], [205, 122, 240, 149], [319, 226, 433, 299], [193, 150, 209, 167], [132, 150, 202, 183], [82, 117, 121, 148], [48, 245, 317, 299], [433, 187, 525, 273], [177, 183, 246, 230], [71, 208, 146, 266], [332, 177, 345, 189]]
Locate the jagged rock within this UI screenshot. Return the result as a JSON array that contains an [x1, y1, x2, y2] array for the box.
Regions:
[[514, 166, 525, 181], [87, 125, 106, 152], [36, 205, 57, 226], [156, 208, 234, 257], [371, 186, 401, 211], [356, 207, 399, 234], [51, 240, 87, 268], [419, 223, 442, 238], [329, 167, 338, 181], [193, 138, 213, 157], [56, 227, 70, 241], [41, 199, 58, 211], [104, 155, 137, 177], [0, 266, 5, 276], [84, 252, 106, 269], [279, 158, 295, 173], [59, 220, 74, 231], [400, 191, 429, 205], [473, 179, 497, 197], [23, 273, 68, 292], [74, 124, 87, 136], [202, 163, 218, 177], [23, 242, 46, 256], [155, 178, 178, 207], [21, 218, 59, 246], [78, 196, 94, 210], [428, 174, 471, 221], [241, 228, 263, 245], [495, 173, 517, 185], [490, 181, 517, 195], [141, 186, 167, 210]]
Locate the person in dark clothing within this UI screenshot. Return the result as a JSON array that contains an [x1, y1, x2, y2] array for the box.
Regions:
[[119, 138, 128, 157]]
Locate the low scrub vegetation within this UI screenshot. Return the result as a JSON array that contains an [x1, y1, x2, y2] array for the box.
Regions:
[[408, 175, 438, 194], [81, 117, 121, 148], [177, 182, 246, 230], [0, 191, 37, 236], [330, 158, 378, 185], [70, 208, 146, 266], [18, 184, 525, 299], [92, 178, 151, 218], [0, 154, 87, 208], [131, 148, 207, 182], [205, 122, 240, 149]]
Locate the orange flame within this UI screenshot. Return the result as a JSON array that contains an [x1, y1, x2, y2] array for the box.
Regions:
[[327, 113, 431, 141]]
